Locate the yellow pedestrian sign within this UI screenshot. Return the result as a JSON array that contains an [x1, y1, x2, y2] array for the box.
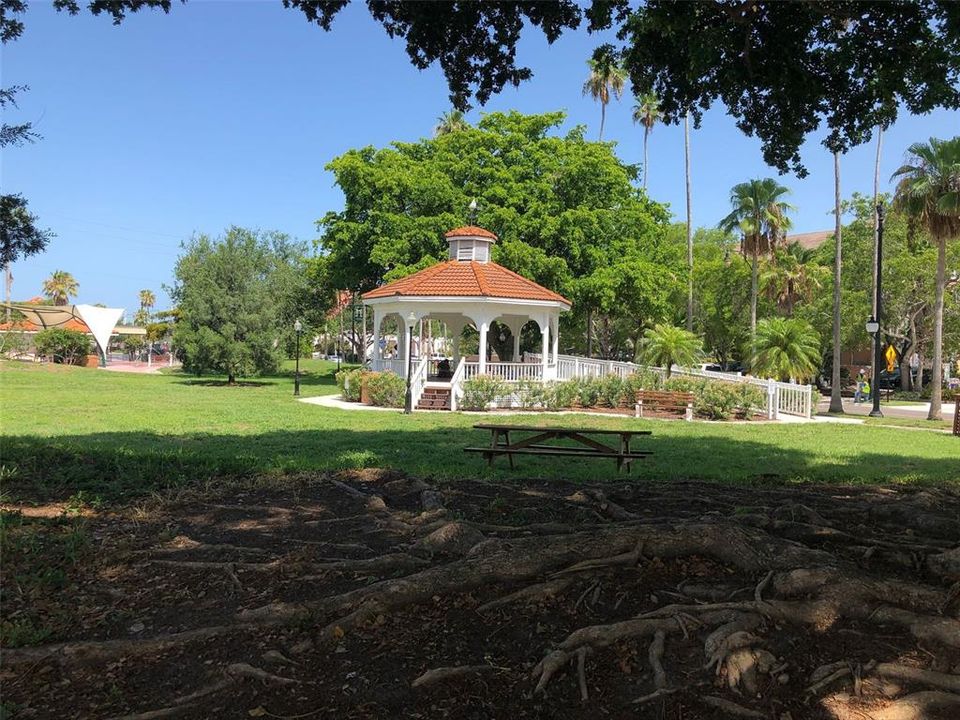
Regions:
[[884, 344, 897, 373]]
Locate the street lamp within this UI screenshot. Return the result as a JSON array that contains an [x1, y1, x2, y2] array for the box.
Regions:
[[403, 311, 416, 414], [868, 203, 884, 418], [293, 319, 303, 397], [468, 198, 478, 224]]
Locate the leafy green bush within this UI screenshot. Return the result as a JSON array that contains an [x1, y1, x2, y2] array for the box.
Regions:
[[598, 375, 625, 407], [735, 383, 767, 418], [622, 370, 663, 404], [33, 328, 91, 365], [336, 368, 364, 402], [571, 376, 601, 407], [366, 371, 405, 407], [461, 375, 508, 411], [515, 378, 547, 409], [695, 380, 739, 420], [544, 380, 578, 410]]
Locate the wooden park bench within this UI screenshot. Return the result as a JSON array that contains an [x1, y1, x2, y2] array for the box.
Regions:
[[634, 390, 695, 421], [465, 423, 652, 473]]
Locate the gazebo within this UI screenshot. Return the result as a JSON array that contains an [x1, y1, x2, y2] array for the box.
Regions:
[[362, 226, 571, 409]]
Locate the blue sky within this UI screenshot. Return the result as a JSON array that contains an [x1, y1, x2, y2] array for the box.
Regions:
[[3, 2, 957, 313]]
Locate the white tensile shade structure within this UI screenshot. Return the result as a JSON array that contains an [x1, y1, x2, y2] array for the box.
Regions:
[[2, 302, 124, 362], [362, 226, 571, 409]]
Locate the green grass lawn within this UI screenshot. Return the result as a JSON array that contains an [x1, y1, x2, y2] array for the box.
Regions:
[[2, 360, 958, 506]]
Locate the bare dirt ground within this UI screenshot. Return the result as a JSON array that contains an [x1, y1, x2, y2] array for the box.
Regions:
[[2, 472, 959, 720]]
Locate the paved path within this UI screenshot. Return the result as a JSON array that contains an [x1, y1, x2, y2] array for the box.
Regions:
[[838, 399, 954, 419]]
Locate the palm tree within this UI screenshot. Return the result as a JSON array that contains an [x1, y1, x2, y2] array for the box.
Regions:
[[752, 317, 821, 383], [685, 111, 693, 331], [718, 178, 794, 340], [42, 270, 78, 306], [434, 110, 469, 136], [642, 323, 702, 378], [139, 289, 156, 312], [892, 136, 960, 421], [632, 92, 660, 190], [582, 55, 626, 141], [761, 244, 826, 317], [830, 151, 844, 414]]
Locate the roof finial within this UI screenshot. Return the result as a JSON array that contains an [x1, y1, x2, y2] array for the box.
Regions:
[[468, 198, 478, 225]]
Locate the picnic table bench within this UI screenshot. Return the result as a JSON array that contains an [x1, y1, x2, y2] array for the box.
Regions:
[[634, 390, 695, 421], [465, 423, 653, 473]]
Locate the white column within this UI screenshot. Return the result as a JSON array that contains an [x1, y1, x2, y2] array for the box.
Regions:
[[551, 315, 559, 364], [512, 332, 521, 362], [371, 309, 381, 370], [540, 320, 549, 379], [478, 321, 489, 374]]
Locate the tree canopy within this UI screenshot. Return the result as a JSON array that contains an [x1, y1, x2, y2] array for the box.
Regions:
[[170, 227, 308, 383], [312, 110, 681, 358], [8, 1, 958, 175]]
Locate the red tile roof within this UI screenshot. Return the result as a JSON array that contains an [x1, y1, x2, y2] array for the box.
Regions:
[[787, 231, 832, 250], [362, 260, 570, 305], [0, 318, 91, 332], [444, 226, 498, 240]]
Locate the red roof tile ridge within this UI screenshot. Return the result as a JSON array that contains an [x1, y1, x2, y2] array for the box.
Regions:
[[471, 261, 493, 296], [444, 225, 498, 240], [363, 260, 454, 298]]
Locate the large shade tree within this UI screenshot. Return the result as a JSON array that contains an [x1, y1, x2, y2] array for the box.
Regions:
[[718, 178, 794, 341], [312, 111, 680, 360], [171, 227, 308, 384], [892, 136, 960, 421], [18, 2, 960, 177]]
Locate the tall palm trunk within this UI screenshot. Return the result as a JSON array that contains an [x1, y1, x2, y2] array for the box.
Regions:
[[684, 112, 693, 331], [928, 238, 946, 420], [643, 125, 650, 190], [829, 151, 844, 413], [871, 126, 883, 317], [599, 102, 606, 141], [750, 250, 758, 339]]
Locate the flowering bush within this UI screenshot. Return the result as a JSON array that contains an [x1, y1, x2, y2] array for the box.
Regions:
[[366, 371, 406, 408], [461, 375, 508, 410], [335, 368, 364, 402]]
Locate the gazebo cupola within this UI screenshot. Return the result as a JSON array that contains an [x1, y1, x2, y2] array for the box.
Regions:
[[446, 225, 497, 263]]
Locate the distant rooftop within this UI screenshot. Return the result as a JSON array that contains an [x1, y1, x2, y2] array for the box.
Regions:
[[787, 231, 832, 250]]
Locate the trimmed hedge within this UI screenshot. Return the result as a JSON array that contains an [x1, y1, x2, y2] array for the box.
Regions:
[[460, 372, 765, 420]]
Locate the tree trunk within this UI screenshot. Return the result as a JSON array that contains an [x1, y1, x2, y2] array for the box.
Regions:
[[4, 263, 11, 324], [643, 126, 650, 190], [586, 308, 593, 358], [750, 251, 758, 342], [829, 151, 844, 414], [917, 350, 925, 393], [928, 238, 946, 421], [872, 126, 883, 318], [228, 373, 236, 386], [684, 112, 693, 332], [599, 102, 605, 141]]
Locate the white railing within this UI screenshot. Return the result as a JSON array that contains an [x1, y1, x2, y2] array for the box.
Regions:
[[410, 356, 429, 409], [373, 358, 407, 377], [449, 357, 466, 411]]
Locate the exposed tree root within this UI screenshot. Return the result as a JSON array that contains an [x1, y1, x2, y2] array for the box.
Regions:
[[410, 665, 496, 689], [648, 630, 667, 689], [226, 662, 299, 686]]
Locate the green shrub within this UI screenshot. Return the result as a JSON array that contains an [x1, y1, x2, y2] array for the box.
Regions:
[[734, 383, 767, 418], [461, 375, 508, 411], [336, 368, 364, 402], [695, 380, 739, 420], [572, 376, 601, 407], [366, 371, 405, 407], [598, 374, 625, 407], [515, 378, 547, 409], [544, 380, 578, 410], [33, 328, 91, 365]]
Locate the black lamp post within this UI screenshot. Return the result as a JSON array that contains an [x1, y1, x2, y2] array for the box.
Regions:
[[293, 319, 302, 397], [403, 312, 416, 414], [868, 203, 884, 418]]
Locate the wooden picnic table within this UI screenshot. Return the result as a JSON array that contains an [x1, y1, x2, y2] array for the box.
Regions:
[[465, 423, 653, 473]]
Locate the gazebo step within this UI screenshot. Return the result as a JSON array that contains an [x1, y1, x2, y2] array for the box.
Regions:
[[417, 387, 451, 410]]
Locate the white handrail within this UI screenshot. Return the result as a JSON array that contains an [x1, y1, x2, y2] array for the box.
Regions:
[[449, 357, 466, 411], [410, 355, 429, 410]]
